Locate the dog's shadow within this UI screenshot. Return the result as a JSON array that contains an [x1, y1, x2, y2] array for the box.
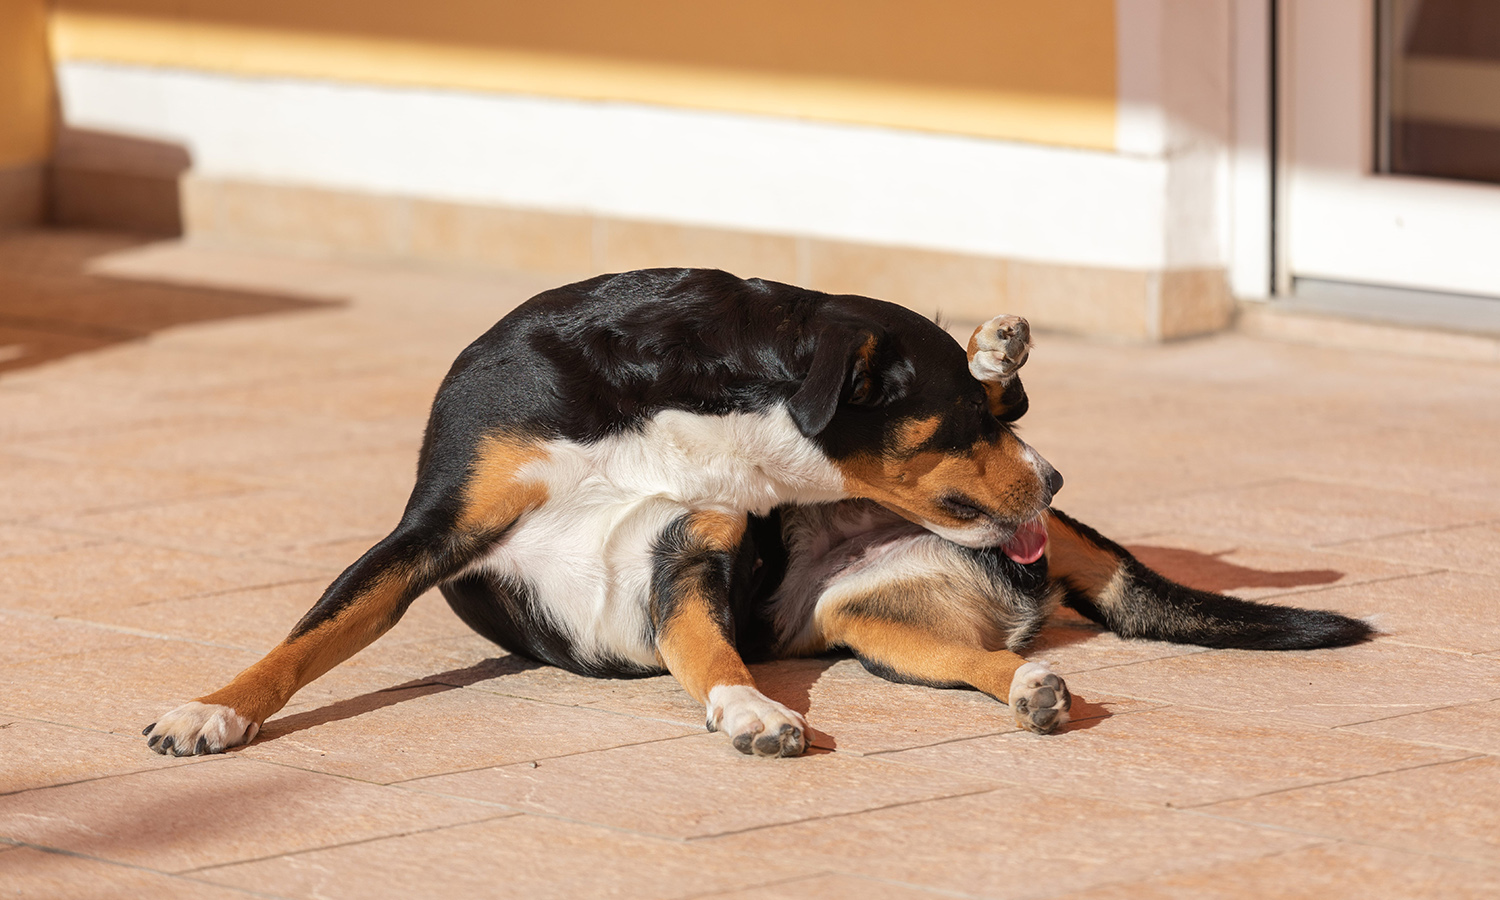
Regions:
[[250, 656, 546, 746], [248, 649, 1113, 751]]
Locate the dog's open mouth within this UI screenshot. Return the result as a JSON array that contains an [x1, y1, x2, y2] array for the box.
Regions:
[[1000, 516, 1048, 564]]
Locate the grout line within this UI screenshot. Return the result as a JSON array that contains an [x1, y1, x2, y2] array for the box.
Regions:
[[385, 731, 709, 788], [1030, 841, 1343, 900], [1179, 753, 1487, 811], [1316, 516, 1500, 550], [0, 842, 291, 899], [1175, 806, 1500, 870], [684, 786, 1010, 842], [179, 812, 521, 877]]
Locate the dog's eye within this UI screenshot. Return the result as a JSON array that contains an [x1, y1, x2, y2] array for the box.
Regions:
[[938, 495, 989, 521]]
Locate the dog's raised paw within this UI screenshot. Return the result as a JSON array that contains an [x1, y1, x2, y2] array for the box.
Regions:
[[968, 314, 1032, 383], [707, 685, 807, 758], [1008, 661, 1071, 735], [144, 701, 260, 756]]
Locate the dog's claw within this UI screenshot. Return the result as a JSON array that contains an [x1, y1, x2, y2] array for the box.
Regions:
[[143, 701, 260, 756]]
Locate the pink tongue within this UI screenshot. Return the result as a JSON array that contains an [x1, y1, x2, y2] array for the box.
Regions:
[[1001, 517, 1048, 564]]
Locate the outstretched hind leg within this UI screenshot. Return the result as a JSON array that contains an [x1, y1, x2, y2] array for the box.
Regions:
[[144, 433, 550, 755], [816, 588, 1071, 735]]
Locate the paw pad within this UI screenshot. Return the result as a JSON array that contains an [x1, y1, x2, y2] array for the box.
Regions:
[[1008, 662, 1071, 735]]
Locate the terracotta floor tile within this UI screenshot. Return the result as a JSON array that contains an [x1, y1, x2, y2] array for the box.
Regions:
[[336, 631, 514, 681], [0, 720, 209, 795], [0, 848, 266, 900], [186, 367, 438, 423], [0, 384, 194, 443], [439, 654, 713, 727], [0, 540, 316, 616], [879, 706, 1467, 808], [0, 610, 145, 665], [1343, 699, 1500, 755], [239, 684, 697, 784], [410, 733, 999, 838], [0, 758, 501, 873], [0, 523, 110, 559], [1202, 757, 1500, 863], [750, 656, 1156, 754], [1027, 616, 1205, 675], [0, 451, 247, 524], [1064, 639, 1500, 728], [705, 788, 1319, 899], [1114, 533, 1434, 602], [14, 414, 417, 477], [696, 873, 958, 899], [0, 633, 396, 737], [1331, 520, 1500, 576], [197, 814, 813, 900], [49, 489, 400, 561], [81, 581, 469, 655], [1259, 569, 1500, 654], [1106, 479, 1497, 548], [224, 445, 419, 500], [1056, 842, 1500, 900]]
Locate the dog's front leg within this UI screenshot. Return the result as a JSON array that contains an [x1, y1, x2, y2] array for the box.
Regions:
[[652, 509, 807, 757]]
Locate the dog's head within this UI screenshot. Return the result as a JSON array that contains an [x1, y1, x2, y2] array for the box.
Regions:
[[788, 298, 1060, 555]]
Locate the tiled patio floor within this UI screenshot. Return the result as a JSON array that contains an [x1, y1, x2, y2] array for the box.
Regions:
[[2, 229, 1498, 898]]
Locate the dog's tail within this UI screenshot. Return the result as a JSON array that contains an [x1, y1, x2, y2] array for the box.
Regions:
[[1045, 509, 1372, 649]]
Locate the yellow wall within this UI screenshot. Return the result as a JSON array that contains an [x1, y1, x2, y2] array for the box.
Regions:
[[51, 0, 1118, 150], [0, 0, 55, 168]]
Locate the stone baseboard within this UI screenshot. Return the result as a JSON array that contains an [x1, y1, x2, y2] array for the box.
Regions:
[[0, 163, 47, 229], [181, 175, 1233, 341]]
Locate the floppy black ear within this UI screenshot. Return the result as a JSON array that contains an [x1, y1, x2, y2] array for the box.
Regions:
[[787, 326, 910, 436]]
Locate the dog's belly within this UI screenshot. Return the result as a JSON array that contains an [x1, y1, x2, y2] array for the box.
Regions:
[[460, 495, 678, 672]]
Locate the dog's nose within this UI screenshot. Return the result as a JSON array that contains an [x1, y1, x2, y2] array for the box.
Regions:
[[1045, 466, 1064, 498]]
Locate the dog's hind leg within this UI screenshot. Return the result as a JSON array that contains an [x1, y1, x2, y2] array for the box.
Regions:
[[1046, 509, 1373, 649], [653, 509, 807, 757], [819, 608, 1071, 735], [144, 434, 550, 756]]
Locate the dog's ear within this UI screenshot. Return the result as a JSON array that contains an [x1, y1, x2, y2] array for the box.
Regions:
[[787, 326, 913, 436]]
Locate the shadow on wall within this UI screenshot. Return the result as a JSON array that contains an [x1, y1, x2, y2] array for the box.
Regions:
[[1125, 545, 1344, 594], [49, 127, 191, 235], [0, 229, 339, 375]]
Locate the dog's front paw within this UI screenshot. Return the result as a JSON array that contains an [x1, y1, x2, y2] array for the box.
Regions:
[[706, 685, 808, 757], [968, 314, 1032, 383], [1008, 661, 1071, 734], [143, 701, 260, 756]]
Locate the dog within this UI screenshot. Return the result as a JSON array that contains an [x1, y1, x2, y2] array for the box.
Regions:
[[144, 268, 1371, 757]]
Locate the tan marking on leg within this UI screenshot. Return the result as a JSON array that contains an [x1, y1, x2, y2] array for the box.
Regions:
[[657, 600, 756, 704], [655, 510, 751, 704], [197, 570, 414, 725], [1045, 511, 1127, 600], [821, 613, 1026, 699], [459, 433, 551, 532], [684, 508, 747, 554]]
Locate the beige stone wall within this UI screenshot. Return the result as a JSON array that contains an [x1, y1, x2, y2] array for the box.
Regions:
[[183, 176, 1234, 340], [0, 0, 55, 227]]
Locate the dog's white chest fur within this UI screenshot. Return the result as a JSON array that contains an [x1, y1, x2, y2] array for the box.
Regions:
[[471, 407, 846, 666]]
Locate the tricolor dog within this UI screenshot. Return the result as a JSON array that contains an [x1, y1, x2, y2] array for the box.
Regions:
[[145, 269, 1370, 757]]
